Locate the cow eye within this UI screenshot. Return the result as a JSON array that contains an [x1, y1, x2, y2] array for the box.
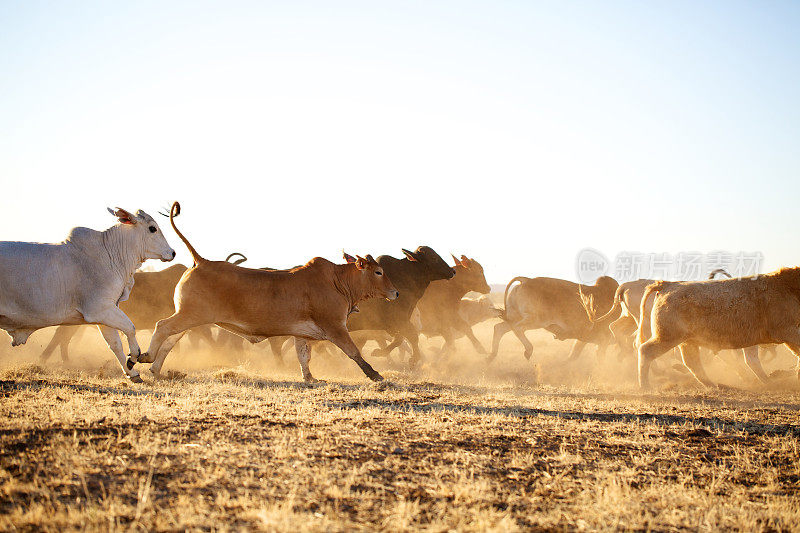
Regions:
[[149, 226, 157, 233], [376, 271, 383, 276]]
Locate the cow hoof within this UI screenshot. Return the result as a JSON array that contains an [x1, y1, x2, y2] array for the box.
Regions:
[[369, 373, 385, 382], [138, 352, 154, 364], [129, 374, 144, 384], [523, 350, 532, 361]]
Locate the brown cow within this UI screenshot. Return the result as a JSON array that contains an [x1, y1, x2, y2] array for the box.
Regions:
[[490, 276, 618, 363], [416, 255, 491, 354], [636, 267, 800, 388], [134, 202, 399, 383]]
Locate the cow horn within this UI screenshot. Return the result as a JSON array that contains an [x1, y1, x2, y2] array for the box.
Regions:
[[402, 248, 418, 262]]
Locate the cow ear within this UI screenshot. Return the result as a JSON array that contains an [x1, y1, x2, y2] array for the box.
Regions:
[[107, 207, 136, 225], [402, 248, 418, 262], [451, 254, 462, 267], [355, 256, 368, 270], [343, 251, 356, 263], [365, 254, 376, 264]]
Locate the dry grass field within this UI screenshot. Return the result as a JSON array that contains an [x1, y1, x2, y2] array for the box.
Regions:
[[1, 321, 800, 531]]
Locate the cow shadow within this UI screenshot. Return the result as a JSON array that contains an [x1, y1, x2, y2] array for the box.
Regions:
[[325, 396, 800, 436]]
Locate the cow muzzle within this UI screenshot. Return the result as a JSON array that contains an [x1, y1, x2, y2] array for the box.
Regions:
[[161, 249, 176, 262], [386, 290, 400, 301]]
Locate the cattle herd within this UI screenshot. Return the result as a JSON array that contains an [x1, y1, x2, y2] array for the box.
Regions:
[[0, 202, 798, 389]]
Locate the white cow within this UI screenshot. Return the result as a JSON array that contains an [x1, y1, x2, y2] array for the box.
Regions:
[[0, 207, 175, 382]]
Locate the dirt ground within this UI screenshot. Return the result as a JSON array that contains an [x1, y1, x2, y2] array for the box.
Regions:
[[1, 321, 799, 531]]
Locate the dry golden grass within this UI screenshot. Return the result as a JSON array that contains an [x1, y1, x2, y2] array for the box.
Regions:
[[1, 321, 799, 531]]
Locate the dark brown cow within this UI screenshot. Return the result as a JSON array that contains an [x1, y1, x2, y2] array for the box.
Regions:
[[346, 246, 456, 367]]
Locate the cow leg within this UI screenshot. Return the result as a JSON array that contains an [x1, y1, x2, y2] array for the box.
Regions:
[[41, 326, 74, 363], [510, 321, 535, 360], [267, 337, 286, 367], [97, 325, 143, 382], [193, 326, 216, 349], [294, 338, 319, 383], [760, 344, 778, 364], [564, 340, 588, 362], [400, 323, 425, 368], [371, 335, 404, 359], [489, 320, 513, 362], [440, 327, 457, 357], [145, 313, 205, 378], [742, 345, 770, 384], [84, 306, 141, 366], [326, 329, 384, 382], [638, 336, 681, 389], [679, 343, 715, 388], [463, 326, 488, 355], [9, 329, 35, 347], [782, 342, 800, 381]]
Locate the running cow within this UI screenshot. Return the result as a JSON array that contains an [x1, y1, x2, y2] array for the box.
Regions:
[[416, 254, 492, 355], [135, 202, 399, 383], [490, 275, 618, 363], [0, 207, 175, 381], [637, 267, 800, 388]]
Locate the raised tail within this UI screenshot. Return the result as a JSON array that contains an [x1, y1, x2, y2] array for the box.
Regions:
[[708, 268, 732, 280], [169, 202, 205, 266], [495, 276, 530, 321], [636, 281, 666, 347], [580, 283, 623, 323], [225, 252, 248, 265]]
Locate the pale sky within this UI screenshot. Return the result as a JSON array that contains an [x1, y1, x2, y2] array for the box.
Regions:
[[1, 1, 798, 283]]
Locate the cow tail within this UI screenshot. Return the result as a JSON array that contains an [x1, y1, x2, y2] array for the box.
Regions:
[[708, 268, 732, 280], [636, 281, 665, 347], [589, 285, 623, 323], [496, 277, 529, 321], [169, 202, 205, 265], [225, 252, 248, 265]]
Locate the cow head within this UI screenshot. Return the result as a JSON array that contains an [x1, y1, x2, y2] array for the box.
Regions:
[[343, 252, 399, 301], [107, 207, 176, 262], [578, 275, 619, 322], [402, 246, 455, 282], [451, 254, 491, 294]]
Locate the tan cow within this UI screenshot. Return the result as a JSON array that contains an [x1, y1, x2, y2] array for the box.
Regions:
[[490, 275, 618, 363], [636, 267, 800, 388], [584, 278, 660, 356], [583, 270, 774, 385], [416, 255, 492, 354], [134, 202, 399, 383]]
